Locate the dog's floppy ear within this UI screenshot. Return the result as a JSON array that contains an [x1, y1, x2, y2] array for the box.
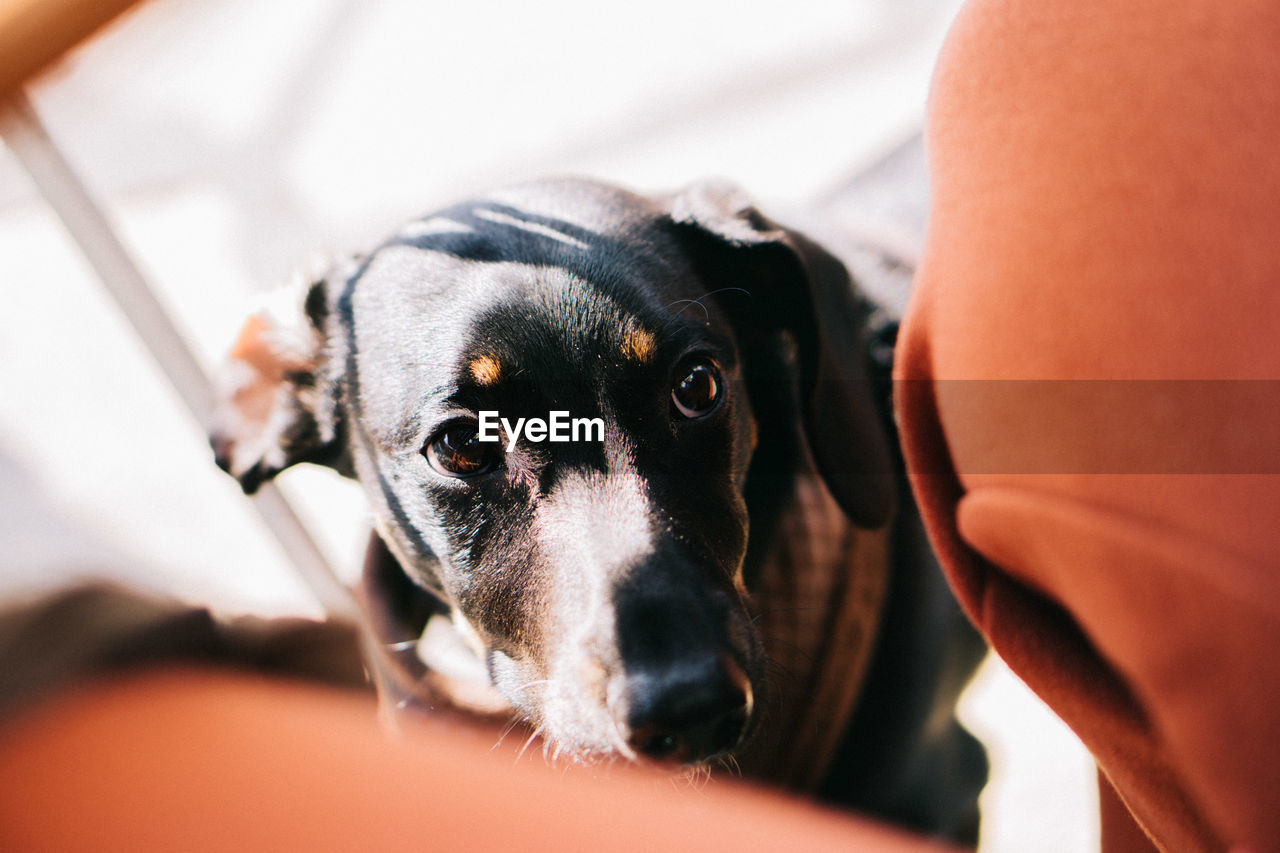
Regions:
[[666, 180, 895, 528], [209, 273, 347, 494]]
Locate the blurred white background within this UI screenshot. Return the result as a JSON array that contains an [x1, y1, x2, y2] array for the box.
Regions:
[[0, 0, 1097, 849]]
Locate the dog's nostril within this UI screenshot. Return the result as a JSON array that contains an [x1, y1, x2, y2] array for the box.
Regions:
[[635, 731, 685, 761]]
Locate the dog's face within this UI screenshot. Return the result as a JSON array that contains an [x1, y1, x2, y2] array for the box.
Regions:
[[212, 178, 894, 766], [342, 197, 762, 763]]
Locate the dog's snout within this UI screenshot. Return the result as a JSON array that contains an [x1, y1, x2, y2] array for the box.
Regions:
[[624, 655, 752, 764]]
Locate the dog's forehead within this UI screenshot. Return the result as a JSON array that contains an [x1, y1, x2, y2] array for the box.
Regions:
[[339, 185, 733, 443], [345, 179, 681, 336], [347, 250, 667, 370], [340, 251, 544, 441]]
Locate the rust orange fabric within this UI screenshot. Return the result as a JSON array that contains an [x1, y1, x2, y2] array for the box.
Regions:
[[896, 0, 1280, 849]]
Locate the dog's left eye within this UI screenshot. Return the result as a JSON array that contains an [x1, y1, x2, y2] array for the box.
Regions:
[[424, 421, 497, 478], [671, 358, 723, 419]]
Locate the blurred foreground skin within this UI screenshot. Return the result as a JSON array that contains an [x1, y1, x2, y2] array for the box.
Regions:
[[897, 0, 1280, 849], [0, 661, 960, 852]]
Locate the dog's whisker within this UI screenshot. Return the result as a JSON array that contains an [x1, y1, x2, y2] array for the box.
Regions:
[[666, 298, 711, 321], [383, 639, 419, 651], [762, 658, 801, 688], [515, 725, 544, 764], [702, 286, 752, 301], [491, 716, 524, 752], [665, 287, 752, 324], [757, 660, 803, 711], [682, 765, 706, 789], [506, 678, 553, 696], [758, 635, 818, 666]]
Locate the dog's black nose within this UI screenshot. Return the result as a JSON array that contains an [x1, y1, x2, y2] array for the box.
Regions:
[[625, 656, 752, 764]]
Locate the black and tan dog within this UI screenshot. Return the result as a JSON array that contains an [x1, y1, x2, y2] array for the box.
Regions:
[[210, 178, 987, 841]]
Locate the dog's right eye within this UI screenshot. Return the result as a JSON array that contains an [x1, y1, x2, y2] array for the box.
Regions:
[[424, 422, 497, 478], [671, 357, 723, 420]]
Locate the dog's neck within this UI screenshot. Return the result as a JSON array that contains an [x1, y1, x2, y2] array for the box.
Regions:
[[734, 465, 891, 790]]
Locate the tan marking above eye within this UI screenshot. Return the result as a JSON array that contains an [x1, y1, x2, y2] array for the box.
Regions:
[[469, 354, 502, 385], [620, 328, 656, 363]]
